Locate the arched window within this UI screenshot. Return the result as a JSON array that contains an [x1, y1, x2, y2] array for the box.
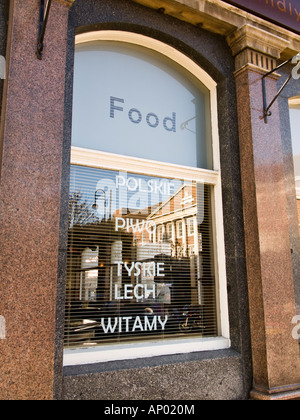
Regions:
[[64, 32, 229, 365]]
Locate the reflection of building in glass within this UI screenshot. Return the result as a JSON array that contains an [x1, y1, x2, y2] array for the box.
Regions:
[[121, 183, 202, 259], [65, 176, 217, 348]]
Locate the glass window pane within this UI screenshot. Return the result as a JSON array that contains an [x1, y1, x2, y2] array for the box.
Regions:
[[64, 165, 218, 348], [72, 42, 213, 169]]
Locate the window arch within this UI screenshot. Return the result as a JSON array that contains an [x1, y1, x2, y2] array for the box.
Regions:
[[64, 31, 229, 366]]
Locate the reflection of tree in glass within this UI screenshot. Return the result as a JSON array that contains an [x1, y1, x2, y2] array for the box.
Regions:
[[68, 191, 99, 228]]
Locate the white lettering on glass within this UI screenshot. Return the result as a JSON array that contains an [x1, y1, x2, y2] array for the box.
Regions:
[[116, 262, 164, 280], [114, 283, 156, 300], [115, 217, 156, 234], [115, 175, 175, 194], [101, 315, 168, 334]]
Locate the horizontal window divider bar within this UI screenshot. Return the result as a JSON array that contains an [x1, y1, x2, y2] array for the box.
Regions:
[[71, 147, 219, 186]]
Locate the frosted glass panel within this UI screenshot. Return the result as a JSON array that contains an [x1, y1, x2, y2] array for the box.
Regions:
[[72, 42, 212, 169]]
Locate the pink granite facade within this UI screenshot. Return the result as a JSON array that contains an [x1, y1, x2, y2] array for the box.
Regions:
[[235, 66, 300, 399], [0, 0, 70, 400]]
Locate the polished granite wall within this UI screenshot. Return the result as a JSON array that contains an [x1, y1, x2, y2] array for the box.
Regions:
[[0, 0, 71, 400]]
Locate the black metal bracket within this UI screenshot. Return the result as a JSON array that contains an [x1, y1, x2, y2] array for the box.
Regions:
[[36, 0, 52, 60], [262, 55, 297, 123]]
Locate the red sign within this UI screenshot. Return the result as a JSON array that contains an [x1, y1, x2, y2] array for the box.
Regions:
[[222, 0, 300, 34]]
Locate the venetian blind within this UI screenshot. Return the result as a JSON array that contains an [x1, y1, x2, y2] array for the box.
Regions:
[[64, 34, 222, 352], [64, 164, 218, 348], [289, 100, 300, 229]]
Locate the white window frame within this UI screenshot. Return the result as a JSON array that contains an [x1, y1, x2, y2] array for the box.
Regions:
[[289, 97, 300, 199], [63, 31, 230, 367], [166, 223, 173, 240], [188, 217, 195, 236], [157, 225, 164, 242]]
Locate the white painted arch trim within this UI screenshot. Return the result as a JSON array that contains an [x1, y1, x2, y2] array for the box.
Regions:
[[76, 30, 217, 90]]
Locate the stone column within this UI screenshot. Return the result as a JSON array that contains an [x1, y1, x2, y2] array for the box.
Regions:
[[0, 0, 73, 400], [228, 25, 300, 400]]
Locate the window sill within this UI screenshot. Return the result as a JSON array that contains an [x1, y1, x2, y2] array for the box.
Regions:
[[63, 336, 230, 367]]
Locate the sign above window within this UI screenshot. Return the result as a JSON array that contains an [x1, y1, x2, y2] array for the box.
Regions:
[[222, 0, 300, 35], [72, 41, 213, 170]]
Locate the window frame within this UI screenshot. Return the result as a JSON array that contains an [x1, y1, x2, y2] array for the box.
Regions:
[[188, 218, 196, 236], [176, 220, 183, 238], [289, 97, 300, 231], [63, 31, 230, 367]]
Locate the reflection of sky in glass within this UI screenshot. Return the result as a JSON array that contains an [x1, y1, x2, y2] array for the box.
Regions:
[[72, 42, 212, 169]]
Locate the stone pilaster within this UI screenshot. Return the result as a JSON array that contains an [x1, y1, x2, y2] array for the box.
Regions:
[[228, 24, 300, 400], [0, 0, 71, 400]]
